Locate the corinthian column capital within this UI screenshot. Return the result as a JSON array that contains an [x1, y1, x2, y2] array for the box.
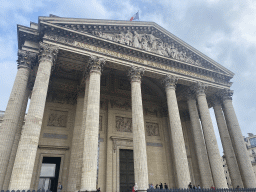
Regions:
[[128, 66, 145, 82], [87, 55, 105, 74], [17, 50, 37, 69], [218, 89, 234, 101], [193, 82, 207, 96], [39, 42, 59, 64], [162, 75, 178, 89]]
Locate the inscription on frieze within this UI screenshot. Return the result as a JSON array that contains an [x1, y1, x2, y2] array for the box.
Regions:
[[43, 133, 68, 140], [146, 122, 160, 136], [116, 116, 132, 133], [47, 110, 68, 127], [44, 33, 214, 82]]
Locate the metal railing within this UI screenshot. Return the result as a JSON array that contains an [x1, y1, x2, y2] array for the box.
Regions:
[[0, 190, 51, 192], [147, 189, 256, 192]]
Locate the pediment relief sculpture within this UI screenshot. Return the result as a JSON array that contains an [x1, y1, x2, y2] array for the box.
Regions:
[[92, 30, 202, 66]]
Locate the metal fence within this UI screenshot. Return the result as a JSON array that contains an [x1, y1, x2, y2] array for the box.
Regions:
[[147, 189, 256, 192], [0, 190, 51, 192]]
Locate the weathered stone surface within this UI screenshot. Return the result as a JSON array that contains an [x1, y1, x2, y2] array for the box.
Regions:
[[195, 84, 227, 188], [163, 75, 191, 188], [221, 90, 256, 188], [187, 92, 214, 188]]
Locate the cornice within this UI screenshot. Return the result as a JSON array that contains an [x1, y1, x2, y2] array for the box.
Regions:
[[37, 17, 234, 77], [17, 25, 40, 49]]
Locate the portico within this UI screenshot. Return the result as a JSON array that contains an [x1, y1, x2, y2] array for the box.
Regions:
[[0, 15, 255, 192]]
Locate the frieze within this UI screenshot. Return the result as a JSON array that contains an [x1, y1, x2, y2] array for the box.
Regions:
[[47, 110, 68, 127], [44, 33, 214, 82], [146, 122, 160, 136], [110, 99, 131, 110], [116, 116, 132, 133], [92, 30, 202, 66], [47, 90, 77, 105]]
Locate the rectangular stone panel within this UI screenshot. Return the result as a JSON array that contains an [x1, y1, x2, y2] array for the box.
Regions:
[[47, 110, 68, 127], [43, 133, 68, 140], [146, 122, 160, 136], [116, 116, 132, 132]]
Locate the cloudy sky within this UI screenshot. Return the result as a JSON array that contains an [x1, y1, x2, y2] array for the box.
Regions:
[[1, 0, 256, 154]]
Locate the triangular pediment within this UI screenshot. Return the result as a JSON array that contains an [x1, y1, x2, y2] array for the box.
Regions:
[[35, 16, 234, 80]]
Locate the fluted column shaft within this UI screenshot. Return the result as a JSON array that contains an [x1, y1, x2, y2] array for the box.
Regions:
[[212, 98, 244, 188], [129, 67, 148, 191], [163, 75, 190, 188], [3, 87, 30, 190], [187, 94, 213, 188], [67, 89, 85, 192], [221, 90, 256, 188], [0, 50, 36, 189], [9, 43, 58, 190], [80, 57, 104, 191], [196, 84, 227, 188]]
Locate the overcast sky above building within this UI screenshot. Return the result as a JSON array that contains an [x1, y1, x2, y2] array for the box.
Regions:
[[0, 0, 256, 154]]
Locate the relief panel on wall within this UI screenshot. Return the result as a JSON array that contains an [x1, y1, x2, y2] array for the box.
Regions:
[[116, 116, 132, 133], [47, 110, 68, 127], [146, 122, 160, 136]]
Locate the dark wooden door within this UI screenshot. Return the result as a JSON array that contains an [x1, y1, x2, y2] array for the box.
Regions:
[[120, 149, 134, 192]]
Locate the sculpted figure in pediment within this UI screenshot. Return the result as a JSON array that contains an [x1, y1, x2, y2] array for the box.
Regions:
[[90, 30, 204, 66], [125, 31, 133, 46], [133, 31, 141, 48]]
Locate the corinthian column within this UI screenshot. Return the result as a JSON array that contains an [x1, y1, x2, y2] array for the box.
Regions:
[[128, 67, 148, 192], [186, 90, 213, 188], [3, 87, 30, 190], [163, 75, 190, 188], [195, 83, 227, 188], [0, 50, 36, 189], [9, 43, 58, 190], [221, 89, 256, 188], [80, 56, 105, 192], [211, 96, 244, 188]]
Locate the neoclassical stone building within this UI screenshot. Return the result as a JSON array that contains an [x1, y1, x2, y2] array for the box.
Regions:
[[1, 15, 255, 192]]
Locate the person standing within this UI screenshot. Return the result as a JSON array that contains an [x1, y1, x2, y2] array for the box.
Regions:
[[159, 183, 163, 189], [57, 182, 62, 192], [164, 183, 168, 189]]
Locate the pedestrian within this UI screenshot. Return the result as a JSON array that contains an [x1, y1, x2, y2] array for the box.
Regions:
[[155, 184, 158, 189], [164, 183, 168, 189], [159, 183, 163, 189], [188, 182, 192, 189], [211, 185, 215, 190], [57, 182, 62, 192], [197, 185, 201, 189], [96, 187, 101, 192]]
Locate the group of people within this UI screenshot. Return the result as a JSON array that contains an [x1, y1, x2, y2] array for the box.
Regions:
[[188, 182, 201, 189], [150, 182, 169, 189]]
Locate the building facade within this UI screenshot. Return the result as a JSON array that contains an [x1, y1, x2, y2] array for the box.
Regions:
[[0, 15, 256, 192]]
